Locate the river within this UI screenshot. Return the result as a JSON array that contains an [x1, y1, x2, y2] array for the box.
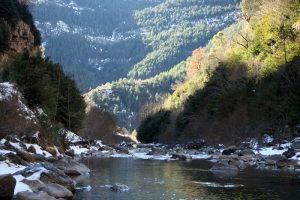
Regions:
[[74, 157, 300, 200]]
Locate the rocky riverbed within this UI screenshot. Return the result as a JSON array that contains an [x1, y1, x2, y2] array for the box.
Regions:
[[1, 130, 300, 200]]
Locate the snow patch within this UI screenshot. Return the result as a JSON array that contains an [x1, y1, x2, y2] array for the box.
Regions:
[[14, 175, 32, 195], [0, 161, 26, 175], [191, 154, 211, 160], [70, 145, 89, 155]]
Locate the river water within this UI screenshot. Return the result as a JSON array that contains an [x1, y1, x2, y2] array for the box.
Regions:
[[74, 157, 300, 200]]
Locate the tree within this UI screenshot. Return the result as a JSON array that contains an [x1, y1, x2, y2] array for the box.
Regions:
[[186, 48, 204, 79], [80, 106, 117, 142]]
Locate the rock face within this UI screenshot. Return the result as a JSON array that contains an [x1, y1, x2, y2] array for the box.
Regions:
[[52, 157, 90, 176], [16, 191, 56, 200], [110, 183, 130, 192], [0, 20, 38, 64], [171, 153, 192, 161], [0, 174, 16, 200], [39, 183, 73, 199]]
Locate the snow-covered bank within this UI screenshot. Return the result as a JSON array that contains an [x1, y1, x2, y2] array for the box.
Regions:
[[0, 133, 90, 199]]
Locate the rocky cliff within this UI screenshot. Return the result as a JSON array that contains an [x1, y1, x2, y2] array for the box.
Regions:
[[0, 0, 40, 65]]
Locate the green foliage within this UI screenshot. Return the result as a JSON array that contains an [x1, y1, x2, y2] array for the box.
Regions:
[[87, 0, 240, 130], [137, 109, 171, 143], [3, 54, 86, 132], [127, 0, 240, 79], [138, 0, 300, 144], [85, 61, 186, 130]]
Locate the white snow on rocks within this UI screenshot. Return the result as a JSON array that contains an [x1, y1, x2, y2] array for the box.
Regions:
[[0, 82, 16, 101], [70, 145, 90, 155], [0, 82, 36, 121], [60, 129, 83, 144], [0, 161, 26, 176], [24, 144, 52, 158]]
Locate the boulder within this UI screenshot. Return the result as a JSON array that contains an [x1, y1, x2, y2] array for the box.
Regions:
[[15, 162, 75, 192], [39, 183, 73, 199], [6, 153, 29, 166], [210, 160, 239, 171], [283, 148, 296, 158], [21, 179, 45, 192], [276, 159, 297, 169], [292, 141, 300, 150], [52, 157, 90, 176], [65, 149, 75, 157], [0, 154, 6, 161], [147, 147, 167, 156], [265, 155, 286, 166], [27, 145, 37, 154], [171, 153, 192, 161], [0, 174, 16, 200], [16, 191, 56, 200], [98, 145, 114, 151], [222, 146, 238, 155], [45, 147, 58, 157], [17, 150, 46, 163], [110, 183, 129, 192], [238, 149, 255, 156]]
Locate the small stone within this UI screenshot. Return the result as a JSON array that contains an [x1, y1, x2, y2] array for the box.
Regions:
[[171, 153, 192, 161], [110, 183, 129, 192]]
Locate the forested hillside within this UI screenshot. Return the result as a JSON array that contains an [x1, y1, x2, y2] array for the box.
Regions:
[[30, 0, 163, 91], [0, 0, 85, 145], [84, 0, 240, 130], [138, 0, 300, 144]]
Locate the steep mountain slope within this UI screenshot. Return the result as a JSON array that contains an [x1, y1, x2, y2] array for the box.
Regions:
[[0, 0, 41, 65], [30, 0, 163, 91], [0, 0, 85, 143], [137, 0, 300, 144], [84, 0, 240, 130]]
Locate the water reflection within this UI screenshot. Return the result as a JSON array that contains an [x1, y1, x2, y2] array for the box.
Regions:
[[74, 157, 300, 200]]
